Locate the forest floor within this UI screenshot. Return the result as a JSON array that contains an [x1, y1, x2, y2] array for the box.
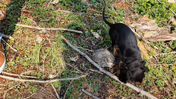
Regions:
[[0, 0, 176, 99]]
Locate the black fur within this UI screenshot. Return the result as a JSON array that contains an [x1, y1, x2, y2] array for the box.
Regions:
[[103, 8, 149, 83]]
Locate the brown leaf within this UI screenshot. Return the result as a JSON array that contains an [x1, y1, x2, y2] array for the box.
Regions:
[[131, 15, 170, 39], [0, 10, 4, 20]]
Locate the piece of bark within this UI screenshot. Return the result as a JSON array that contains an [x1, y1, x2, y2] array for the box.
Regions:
[[131, 15, 170, 38], [147, 34, 176, 42]]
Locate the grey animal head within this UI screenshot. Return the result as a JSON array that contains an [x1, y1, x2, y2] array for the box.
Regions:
[[92, 49, 115, 68]]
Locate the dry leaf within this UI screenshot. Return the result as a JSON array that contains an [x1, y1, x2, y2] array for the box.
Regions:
[[168, 0, 176, 3], [36, 35, 43, 43], [0, 10, 4, 20], [147, 34, 176, 42], [51, 0, 59, 5], [91, 32, 102, 39], [70, 55, 79, 62], [131, 15, 169, 38]]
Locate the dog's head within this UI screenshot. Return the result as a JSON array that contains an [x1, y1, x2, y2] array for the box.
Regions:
[[118, 60, 149, 83]]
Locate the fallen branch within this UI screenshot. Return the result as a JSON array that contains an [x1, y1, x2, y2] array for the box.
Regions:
[[16, 24, 83, 34], [0, 75, 86, 83], [82, 89, 100, 99], [60, 35, 158, 99]]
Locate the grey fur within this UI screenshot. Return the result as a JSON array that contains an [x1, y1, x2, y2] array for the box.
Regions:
[[92, 49, 114, 68]]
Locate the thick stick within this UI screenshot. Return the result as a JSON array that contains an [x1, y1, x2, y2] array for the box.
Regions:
[[60, 35, 158, 99], [0, 75, 86, 83]]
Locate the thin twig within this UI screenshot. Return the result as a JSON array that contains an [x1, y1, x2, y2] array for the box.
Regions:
[[40, 17, 52, 22], [0, 75, 86, 83], [82, 89, 100, 99], [89, 69, 103, 74], [155, 51, 176, 56], [60, 35, 158, 99], [16, 24, 83, 34], [63, 80, 73, 99], [51, 83, 60, 99], [2, 39, 17, 52], [20, 70, 35, 76], [57, 9, 71, 13], [39, 85, 57, 99], [153, 55, 159, 62]]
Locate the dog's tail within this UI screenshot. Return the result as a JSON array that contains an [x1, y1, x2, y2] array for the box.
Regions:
[[103, 7, 113, 26]]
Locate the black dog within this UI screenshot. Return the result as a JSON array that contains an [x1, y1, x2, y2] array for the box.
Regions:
[[103, 8, 149, 83]]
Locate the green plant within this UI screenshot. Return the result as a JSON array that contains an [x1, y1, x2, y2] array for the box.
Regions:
[[149, 50, 155, 56], [169, 41, 176, 49], [133, 0, 175, 26], [59, 0, 88, 12], [25, 0, 47, 9], [32, 6, 58, 27]]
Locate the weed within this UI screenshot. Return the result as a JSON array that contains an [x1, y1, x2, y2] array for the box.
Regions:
[[32, 6, 58, 27], [133, 0, 175, 26], [59, 0, 88, 12], [148, 50, 155, 56], [169, 41, 176, 49], [30, 85, 39, 94], [25, 0, 48, 9]]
